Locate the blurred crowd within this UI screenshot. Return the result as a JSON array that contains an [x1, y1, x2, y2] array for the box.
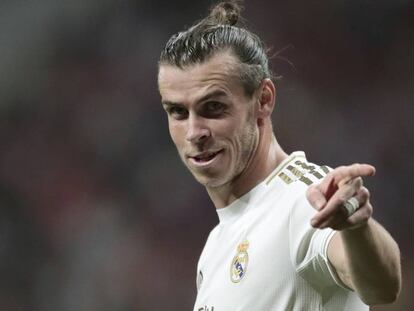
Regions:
[[0, 0, 413, 310]]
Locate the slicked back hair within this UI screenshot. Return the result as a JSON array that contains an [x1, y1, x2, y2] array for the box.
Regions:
[[159, 1, 272, 97]]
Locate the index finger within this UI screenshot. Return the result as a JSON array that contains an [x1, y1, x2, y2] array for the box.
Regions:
[[319, 164, 375, 196]]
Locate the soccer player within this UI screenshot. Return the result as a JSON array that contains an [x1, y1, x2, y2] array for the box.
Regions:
[[157, 1, 402, 310]]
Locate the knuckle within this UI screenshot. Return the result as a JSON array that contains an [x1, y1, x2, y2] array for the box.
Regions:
[[331, 166, 344, 176], [325, 171, 335, 180], [336, 196, 347, 206], [353, 163, 362, 170], [309, 185, 322, 196], [366, 203, 373, 215], [306, 186, 315, 197], [360, 204, 373, 218], [306, 192, 320, 206], [351, 178, 363, 191], [361, 187, 370, 198], [355, 177, 363, 186], [336, 165, 346, 173]]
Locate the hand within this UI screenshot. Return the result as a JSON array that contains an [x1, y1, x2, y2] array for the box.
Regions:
[[306, 164, 376, 230]]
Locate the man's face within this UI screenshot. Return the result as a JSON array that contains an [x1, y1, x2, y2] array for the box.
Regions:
[[158, 52, 259, 188]]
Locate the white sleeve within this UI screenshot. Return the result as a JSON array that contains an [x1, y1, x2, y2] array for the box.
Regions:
[[289, 188, 348, 291]]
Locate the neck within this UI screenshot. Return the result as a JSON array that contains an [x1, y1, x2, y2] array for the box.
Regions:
[[206, 122, 287, 209]]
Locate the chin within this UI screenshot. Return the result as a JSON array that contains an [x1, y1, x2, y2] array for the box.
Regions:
[[193, 173, 231, 188], [195, 176, 220, 187]]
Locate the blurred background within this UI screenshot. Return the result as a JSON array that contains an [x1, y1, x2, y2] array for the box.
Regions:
[[0, 0, 412, 310]]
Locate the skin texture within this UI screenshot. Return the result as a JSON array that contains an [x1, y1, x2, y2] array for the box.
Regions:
[[158, 50, 286, 208], [158, 50, 401, 304], [307, 164, 402, 304]]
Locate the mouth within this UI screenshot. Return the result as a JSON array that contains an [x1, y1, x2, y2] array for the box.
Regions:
[[188, 149, 223, 167]]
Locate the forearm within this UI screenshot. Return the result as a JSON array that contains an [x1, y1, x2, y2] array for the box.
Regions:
[[308, 164, 402, 304], [333, 218, 402, 305]]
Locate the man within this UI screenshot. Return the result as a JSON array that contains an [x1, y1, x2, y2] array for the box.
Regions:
[[158, 1, 401, 310]]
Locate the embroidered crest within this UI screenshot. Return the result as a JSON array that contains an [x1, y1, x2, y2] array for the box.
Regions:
[[230, 240, 249, 283]]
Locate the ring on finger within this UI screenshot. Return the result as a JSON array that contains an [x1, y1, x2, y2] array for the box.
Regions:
[[342, 197, 360, 217]]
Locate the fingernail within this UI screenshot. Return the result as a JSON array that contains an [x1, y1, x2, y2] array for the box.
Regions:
[[311, 219, 318, 227]]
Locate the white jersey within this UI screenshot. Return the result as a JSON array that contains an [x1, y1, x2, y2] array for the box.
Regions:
[[193, 152, 368, 311]]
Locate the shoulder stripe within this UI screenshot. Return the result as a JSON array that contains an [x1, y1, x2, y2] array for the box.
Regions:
[[320, 165, 330, 174], [278, 172, 293, 184], [265, 154, 306, 185], [267, 155, 330, 186], [299, 175, 313, 186], [286, 165, 304, 178]]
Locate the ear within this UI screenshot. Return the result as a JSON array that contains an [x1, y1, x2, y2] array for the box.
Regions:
[[257, 78, 276, 120]]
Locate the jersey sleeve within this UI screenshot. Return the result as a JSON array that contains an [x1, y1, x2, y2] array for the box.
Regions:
[[288, 178, 349, 292]]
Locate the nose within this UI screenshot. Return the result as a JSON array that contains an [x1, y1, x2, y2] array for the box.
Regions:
[[186, 114, 211, 144]]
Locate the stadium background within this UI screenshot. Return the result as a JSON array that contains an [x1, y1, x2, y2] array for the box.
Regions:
[[0, 0, 412, 310]]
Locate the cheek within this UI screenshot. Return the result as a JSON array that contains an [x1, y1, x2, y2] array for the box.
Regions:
[[236, 119, 257, 156], [169, 122, 185, 147]]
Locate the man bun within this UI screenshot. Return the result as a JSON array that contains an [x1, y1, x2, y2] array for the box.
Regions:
[[208, 1, 243, 26], [160, 0, 272, 96]]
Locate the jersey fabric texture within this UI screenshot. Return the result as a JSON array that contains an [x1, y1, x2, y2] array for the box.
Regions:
[[193, 152, 368, 311]]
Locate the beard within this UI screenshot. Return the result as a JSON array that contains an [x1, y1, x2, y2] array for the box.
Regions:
[[186, 116, 259, 189]]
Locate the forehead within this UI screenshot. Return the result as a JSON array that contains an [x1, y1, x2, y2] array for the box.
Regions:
[[158, 51, 245, 104]]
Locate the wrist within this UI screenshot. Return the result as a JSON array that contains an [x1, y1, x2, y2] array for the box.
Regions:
[[341, 218, 373, 238]]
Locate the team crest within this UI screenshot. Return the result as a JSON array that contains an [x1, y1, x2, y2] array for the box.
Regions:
[[230, 240, 249, 283]]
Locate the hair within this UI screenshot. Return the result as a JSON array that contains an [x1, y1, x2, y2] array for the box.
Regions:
[[159, 1, 273, 96]]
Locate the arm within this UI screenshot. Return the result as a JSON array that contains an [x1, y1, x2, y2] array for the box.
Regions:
[[307, 164, 402, 305]]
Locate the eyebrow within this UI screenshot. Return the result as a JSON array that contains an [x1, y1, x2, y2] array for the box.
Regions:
[[162, 89, 228, 107]]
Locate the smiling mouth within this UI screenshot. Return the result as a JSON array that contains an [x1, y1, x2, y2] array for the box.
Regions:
[[189, 149, 223, 164]]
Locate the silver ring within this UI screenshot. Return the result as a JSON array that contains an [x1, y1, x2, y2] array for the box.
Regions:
[[342, 197, 360, 216]]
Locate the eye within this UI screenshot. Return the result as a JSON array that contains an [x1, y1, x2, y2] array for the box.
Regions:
[[203, 101, 226, 117], [167, 106, 188, 120]]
